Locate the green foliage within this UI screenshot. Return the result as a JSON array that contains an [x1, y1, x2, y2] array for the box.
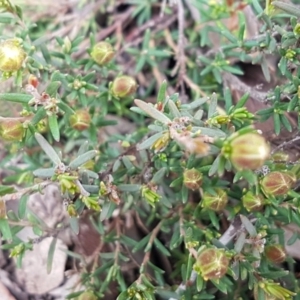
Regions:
[[1, 0, 300, 299]]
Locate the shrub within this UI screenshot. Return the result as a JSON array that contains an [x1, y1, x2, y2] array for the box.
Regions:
[[0, 0, 300, 299]]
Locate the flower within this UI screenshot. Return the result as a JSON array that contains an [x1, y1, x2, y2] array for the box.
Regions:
[[0, 39, 26, 72]]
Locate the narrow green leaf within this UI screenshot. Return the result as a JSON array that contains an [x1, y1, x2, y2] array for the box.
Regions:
[[30, 107, 47, 126], [48, 115, 60, 142], [151, 167, 167, 184], [273, 113, 281, 135], [33, 168, 55, 178], [69, 150, 98, 169], [100, 202, 116, 221], [280, 114, 292, 132], [35, 133, 61, 165], [157, 80, 167, 103], [18, 195, 28, 220], [0, 93, 32, 104], [137, 131, 165, 151], [47, 237, 57, 274], [240, 215, 257, 237], [235, 93, 249, 109], [208, 93, 218, 118], [0, 218, 12, 240], [168, 100, 181, 118], [154, 238, 170, 256], [117, 184, 140, 192], [45, 81, 61, 97], [273, 1, 300, 18], [134, 99, 171, 124]]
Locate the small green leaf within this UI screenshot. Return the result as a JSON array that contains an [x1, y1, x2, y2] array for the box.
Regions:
[[240, 215, 257, 237], [69, 150, 98, 169], [273, 1, 300, 18], [48, 115, 60, 142], [0, 93, 32, 104], [168, 100, 181, 118], [154, 238, 170, 256], [35, 133, 61, 165], [273, 113, 281, 135], [137, 131, 165, 151], [33, 168, 56, 178], [134, 99, 171, 124], [208, 93, 218, 118], [280, 114, 292, 132], [157, 80, 167, 103], [45, 81, 61, 97], [47, 237, 57, 274], [100, 202, 116, 221], [0, 218, 12, 240], [151, 167, 167, 184], [18, 195, 28, 220]]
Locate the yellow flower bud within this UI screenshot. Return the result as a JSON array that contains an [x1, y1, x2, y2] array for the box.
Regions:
[[0, 39, 26, 72]]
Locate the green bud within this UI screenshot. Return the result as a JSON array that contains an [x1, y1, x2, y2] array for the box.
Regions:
[[258, 281, 296, 300], [69, 110, 91, 131], [110, 75, 137, 98], [201, 188, 228, 212], [0, 39, 26, 72], [183, 168, 203, 191], [261, 171, 296, 196], [0, 119, 24, 142], [67, 204, 77, 217], [265, 244, 286, 264], [82, 196, 101, 212], [91, 41, 114, 66], [223, 132, 270, 170], [194, 248, 229, 280], [141, 185, 161, 207], [242, 191, 264, 212]]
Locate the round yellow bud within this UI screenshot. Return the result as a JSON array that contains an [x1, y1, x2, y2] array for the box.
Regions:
[[0, 39, 26, 72]]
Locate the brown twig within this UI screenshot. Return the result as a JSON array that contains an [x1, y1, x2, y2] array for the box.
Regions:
[[1, 181, 52, 202]]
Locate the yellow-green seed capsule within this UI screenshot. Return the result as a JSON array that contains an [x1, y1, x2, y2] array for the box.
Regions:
[[110, 76, 137, 98], [201, 188, 228, 212], [91, 41, 114, 66], [69, 110, 91, 131], [261, 171, 296, 196], [226, 132, 270, 170], [195, 248, 229, 280], [0, 119, 24, 142]]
